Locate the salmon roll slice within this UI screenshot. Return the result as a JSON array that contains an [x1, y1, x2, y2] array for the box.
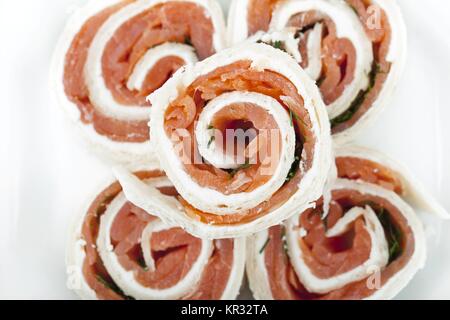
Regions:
[[52, 0, 226, 165], [67, 171, 246, 300], [334, 144, 450, 220], [114, 42, 332, 239], [247, 144, 448, 300], [228, 0, 407, 143]]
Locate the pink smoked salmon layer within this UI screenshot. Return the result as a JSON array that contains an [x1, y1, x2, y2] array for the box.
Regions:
[[64, 1, 215, 143], [164, 60, 316, 226], [247, 0, 392, 134], [262, 156, 413, 300], [80, 171, 234, 300]]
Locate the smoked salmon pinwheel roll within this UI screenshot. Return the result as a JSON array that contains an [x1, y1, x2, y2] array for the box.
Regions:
[[228, 0, 407, 142], [115, 42, 332, 239], [247, 144, 448, 300], [52, 0, 226, 164], [334, 145, 450, 220], [67, 171, 246, 300]]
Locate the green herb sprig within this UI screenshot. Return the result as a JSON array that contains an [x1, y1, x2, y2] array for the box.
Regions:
[[330, 62, 387, 128], [281, 227, 289, 255], [96, 275, 129, 298], [364, 201, 403, 263], [377, 207, 402, 263], [259, 237, 271, 254], [207, 135, 216, 148]]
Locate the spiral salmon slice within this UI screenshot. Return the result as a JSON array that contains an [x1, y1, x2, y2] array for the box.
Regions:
[[163, 60, 316, 225], [63, 0, 217, 143], [79, 171, 236, 300], [245, 0, 393, 134], [251, 155, 422, 300], [264, 191, 414, 300], [336, 156, 403, 194]]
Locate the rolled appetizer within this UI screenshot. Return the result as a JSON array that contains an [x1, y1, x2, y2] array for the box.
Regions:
[[115, 43, 332, 239], [52, 0, 226, 165], [246, 144, 445, 300], [335, 144, 450, 219], [228, 0, 407, 142], [67, 171, 246, 300]]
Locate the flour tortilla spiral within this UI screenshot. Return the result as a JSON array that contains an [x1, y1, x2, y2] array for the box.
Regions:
[[115, 42, 332, 239], [67, 171, 245, 300], [228, 0, 407, 143], [52, 0, 226, 165], [247, 178, 426, 300]]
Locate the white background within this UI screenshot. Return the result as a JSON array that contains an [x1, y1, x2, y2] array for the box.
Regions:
[[0, 0, 449, 299]]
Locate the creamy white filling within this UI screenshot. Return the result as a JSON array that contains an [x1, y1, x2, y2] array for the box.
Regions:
[[245, 229, 274, 300], [304, 23, 323, 81], [227, 0, 250, 45], [372, 0, 402, 63], [269, 0, 373, 120], [140, 220, 171, 272], [249, 26, 323, 81], [127, 43, 198, 92], [218, 238, 247, 300], [253, 30, 302, 63]]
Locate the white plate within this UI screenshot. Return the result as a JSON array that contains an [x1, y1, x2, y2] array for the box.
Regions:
[[0, 0, 449, 300]]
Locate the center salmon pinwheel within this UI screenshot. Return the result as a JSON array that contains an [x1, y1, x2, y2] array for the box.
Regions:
[[114, 43, 332, 239], [228, 0, 406, 142], [67, 171, 246, 300], [246, 144, 448, 300], [52, 0, 226, 165]]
